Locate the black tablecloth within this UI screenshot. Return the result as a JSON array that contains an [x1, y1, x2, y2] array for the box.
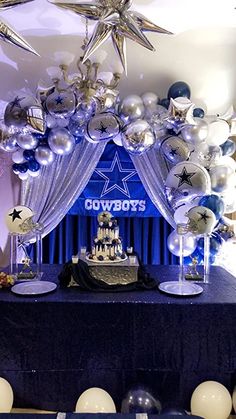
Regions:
[[0, 265, 235, 412]]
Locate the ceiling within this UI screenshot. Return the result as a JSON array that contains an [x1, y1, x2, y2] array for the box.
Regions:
[[1, 0, 236, 114]]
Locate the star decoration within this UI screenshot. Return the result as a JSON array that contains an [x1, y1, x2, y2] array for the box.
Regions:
[[9, 95, 25, 111], [9, 208, 22, 222], [96, 122, 108, 136], [0, 0, 39, 55], [197, 210, 211, 224], [95, 151, 137, 197], [174, 166, 196, 188], [169, 147, 179, 157], [165, 97, 195, 133], [55, 96, 64, 105], [49, 0, 173, 74]]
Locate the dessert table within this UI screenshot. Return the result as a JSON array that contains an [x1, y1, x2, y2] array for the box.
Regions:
[[0, 265, 235, 412]]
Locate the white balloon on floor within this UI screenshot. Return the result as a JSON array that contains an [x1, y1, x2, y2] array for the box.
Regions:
[[232, 386, 236, 413], [0, 377, 14, 412], [191, 381, 232, 419], [75, 387, 116, 413]]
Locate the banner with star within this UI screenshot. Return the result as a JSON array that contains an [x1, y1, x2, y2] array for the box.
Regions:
[[69, 143, 160, 217]]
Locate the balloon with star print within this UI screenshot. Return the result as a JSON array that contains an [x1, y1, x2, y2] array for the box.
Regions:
[[186, 205, 216, 235], [160, 135, 190, 164], [165, 161, 211, 205], [5, 205, 34, 234], [85, 112, 121, 143], [46, 90, 76, 119]]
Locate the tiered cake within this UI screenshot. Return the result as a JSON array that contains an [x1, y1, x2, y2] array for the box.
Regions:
[[87, 211, 127, 262]]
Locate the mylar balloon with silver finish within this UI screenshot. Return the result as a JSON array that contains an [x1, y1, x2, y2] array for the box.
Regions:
[[16, 132, 38, 150], [142, 92, 158, 108], [165, 161, 211, 200], [119, 95, 145, 123], [0, 123, 19, 151], [122, 119, 155, 155], [209, 165, 235, 193], [186, 206, 216, 235], [46, 90, 76, 119], [86, 112, 121, 143], [189, 144, 222, 168], [4, 102, 27, 128], [26, 105, 46, 134], [48, 128, 75, 155], [35, 146, 55, 166], [161, 136, 190, 164], [167, 230, 197, 257], [181, 118, 209, 144], [73, 99, 97, 124], [5, 205, 34, 234]]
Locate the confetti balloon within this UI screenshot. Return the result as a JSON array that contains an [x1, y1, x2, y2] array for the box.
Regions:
[[48, 128, 75, 155], [85, 112, 121, 143], [5, 205, 34, 234], [122, 119, 155, 155]]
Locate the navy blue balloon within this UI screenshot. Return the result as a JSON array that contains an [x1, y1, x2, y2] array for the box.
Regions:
[[197, 234, 222, 257], [161, 407, 188, 415], [193, 108, 205, 118], [17, 162, 28, 173], [74, 135, 84, 144], [159, 98, 170, 109], [28, 160, 40, 172], [121, 388, 161, 414], [167, 81, 191, 100], [23, 150, 35, 161], [12, 163, 20, 174], [220, 139, 236, 156], [199, 194, 225, 220]]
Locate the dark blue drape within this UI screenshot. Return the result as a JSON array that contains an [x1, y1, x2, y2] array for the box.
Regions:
[[42, 215, 177, 265]]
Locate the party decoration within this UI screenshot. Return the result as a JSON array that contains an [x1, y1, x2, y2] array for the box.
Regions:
[[161, 406, 188, 415], [0, 272, 14, 288], [185, 205, 216, 235], [119, 95, 145, 123], [0, 0, 38, 55], [181, 118, 209, 144], [232, 385, 236, 414], [160, 135, 190, 164], [48, 128, 75, 155], [206, 119, 230, 146], [0, 377, 13, 412], [199, 194, 225, 221], [165, 97, 195, 132], [122, 119, 155, 155], [121, 387, 161, 414], [5, 205, 34, 234], [75, 387, 116, 413], [85, 112, 121, 143], [50, 0, 173, 74], [191, 381, 232, 419], [35, 145, 55, 166], [167, 81, 191, 99], [167, 230, 197, 257]]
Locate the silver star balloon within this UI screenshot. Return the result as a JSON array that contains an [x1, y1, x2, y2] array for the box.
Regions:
[[49, 0, 172, 74], [0, 0, 39, 56]]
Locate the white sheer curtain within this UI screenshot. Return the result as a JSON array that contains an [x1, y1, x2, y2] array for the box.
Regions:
[[131, 148, 175, 228], [21, 139, 106, 240]]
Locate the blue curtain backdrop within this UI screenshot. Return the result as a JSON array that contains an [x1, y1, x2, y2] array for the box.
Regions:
[[42, 215, 177, 265]]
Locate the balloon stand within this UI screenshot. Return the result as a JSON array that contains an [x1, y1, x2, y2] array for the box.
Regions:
[[159, 225, 203, 296], [203, 233, 211, 283], [10, 232, 43, 281]]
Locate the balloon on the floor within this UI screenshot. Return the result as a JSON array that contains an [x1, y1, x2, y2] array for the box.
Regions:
[[121, 387, 161, 414], [161, 406, 188, 415], [75, 387, 116, 413], [232, 385, 236, 413], [0, 377, 13, 412], [191, 380, 232, 419]]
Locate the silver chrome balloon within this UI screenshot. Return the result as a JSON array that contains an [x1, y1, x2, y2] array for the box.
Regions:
[[35, 146, 55, 166], [119, 95, 145, 123], [122, 119, 155, 155], [46, 90, 76, 119], [181, 118, 209, 143], [142, 92, 158, 108], [209, 165, 235, 193], [161, 135, 190, 164], [16, 132, 38, 150], [167, 230, 197, 257], [48, 127, 75, 155], [4, 102, 27, 128], [85, 112, 121, 143], [26, 105, 46, 134]]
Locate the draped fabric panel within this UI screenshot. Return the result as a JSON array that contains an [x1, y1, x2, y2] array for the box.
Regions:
[[20, 139, 106, 241], [42, 215, 177, 265], [131, 149, 175, 228]]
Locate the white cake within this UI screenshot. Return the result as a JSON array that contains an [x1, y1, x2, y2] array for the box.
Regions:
[[87, 212, 127, 263]]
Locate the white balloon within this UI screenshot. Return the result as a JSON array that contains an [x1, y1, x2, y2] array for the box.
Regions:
[[18, 172, 29, 181], [5, 205, 34, 234], [113, 133, 123, 146], [206, 120, 230, 146], [233, 385, 236, 413], [0, 377, 13, 412], [75, 388, 116, 413], [186, 205, 216, 235], [191, 381, 232, 419], [211, 156, 236, 171], [167, 230, 197, 257], [142, 92, 158, 108], [28, 169, 41, 178]]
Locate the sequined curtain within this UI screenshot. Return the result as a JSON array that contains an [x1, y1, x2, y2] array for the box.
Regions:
[[20, 139, 106, 241], [131, 148, 175, 228]]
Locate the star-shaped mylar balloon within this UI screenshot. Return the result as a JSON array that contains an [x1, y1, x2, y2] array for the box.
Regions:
[[0, 0, 39, 56], [165, 97, 195, 133], [49, 0, 172, 74]]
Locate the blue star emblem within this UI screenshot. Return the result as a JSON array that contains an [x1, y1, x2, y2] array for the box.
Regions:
[[55, 96, 63, 105], [95, 152, 137, 198]]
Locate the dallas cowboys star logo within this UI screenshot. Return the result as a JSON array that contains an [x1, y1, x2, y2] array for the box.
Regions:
[[10, 96, 25, 111], [197, 210, 211, 224], [55, 96, 63, 105], [95, 152, 137, 198], [96, 122, 109, 136], [169, 147, 179, 157], [174, 166, 196, 187], [9, 208, 22, 222]]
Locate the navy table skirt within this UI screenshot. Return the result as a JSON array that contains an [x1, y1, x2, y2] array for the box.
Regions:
[[0, 265, 235, 412]]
